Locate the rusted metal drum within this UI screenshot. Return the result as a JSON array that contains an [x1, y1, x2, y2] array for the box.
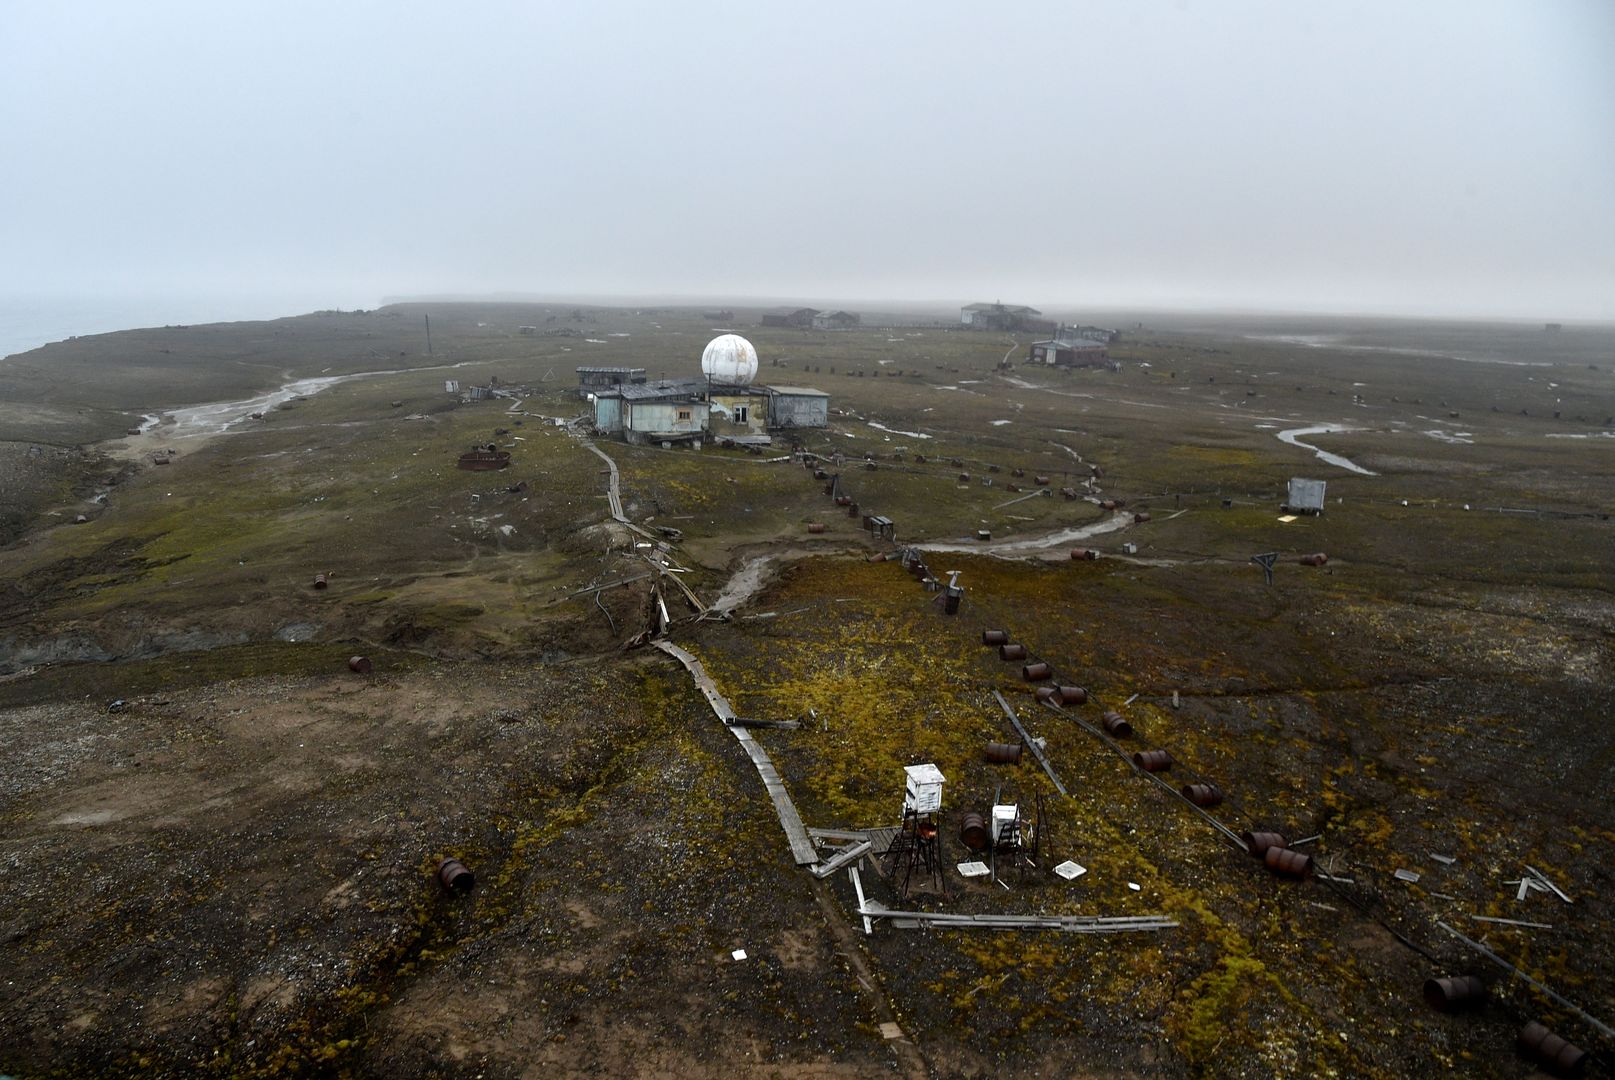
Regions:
[[958, 472, 971, 483], [988, 464, 1000, 473], [1241, 831, 1287, 857], [1518, 1021, 1587, 1078], [1006, 484, 1022, 493], [1300, 553, 1329, 566], [1022, 661, 1052, 681], [1034, 475, 1050, 486], [864, 461, 877, 471], [984, 742, 1023, 764], [1134, 749, 1172, 772], [1058, 685, 1087, 705], [1100, 499, 1119, 510], [313, 573, 328, 589], [866, 552, 887, 563], [1423, 975, 1486, 1012], [807, 523, 827, 534], [1061, 487, 1078, 499], [1070, 548, 1097, 560], [847, 502, 860, 516], [835, 495, 852, 506], [437, 857, 474, 894], [1181, 783, 1223, 808], [1011, 468, 1025, 477], [910, 561, 928, 579], [1134, 511, 1152, 523], [347, 656, 372, 674], [1264, 847, 1312, 879], [1034, 685, 1060, 705], [982, 629, 1009, 646], [959, 812, 989, 852], [814, 468, 828, 480], [999, 643, 1027, 661], [1102, 711, 1133, 737]]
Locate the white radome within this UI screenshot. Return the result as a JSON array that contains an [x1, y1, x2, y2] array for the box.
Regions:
[[701, 333, 759, 385]]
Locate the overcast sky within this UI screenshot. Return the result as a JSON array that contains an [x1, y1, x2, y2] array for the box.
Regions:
[[2, 0, 1612, 319]]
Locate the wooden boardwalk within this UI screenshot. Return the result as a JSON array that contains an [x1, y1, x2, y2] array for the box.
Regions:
[[654, 640, 819, 866]]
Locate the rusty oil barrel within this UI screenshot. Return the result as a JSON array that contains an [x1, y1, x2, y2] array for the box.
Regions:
[[1518, 1021, 1587, 1078], [1241, 831, 1287, 857], [1423, 975, 1486, 1012], [999, 643, 1027, 661], [1058, 685, 1088, 705], [1264, 847, 1312, 879], [807, 523, 827, 534], [1070, 548, 1097, 560], [1102, 711, 1133, 737], [847, 502, 860, 517], [1134, 511, 1152, 523], [348, 656, 373, 674], [866, 552, 887, 563], [958, 472, 971, 483], [982, 629, 1009, 646], [984, 742, 1023, 764], [313, 573, 328, 590], [910, 561, 929, 579], [1011, 468, 1025, 477], [835, 495, 852, 506], [1034, 685, 1060, 705], [1134, 749, 1172, 772], [1300, 553, 1329, 566], [1182, 783, 1224, 808], [959, 812, 989, 852], [1022, 661, 1052, 681], [437, 857, 474, 894], [814, 468, 828, 480], [1034, 475, 1050, 486]]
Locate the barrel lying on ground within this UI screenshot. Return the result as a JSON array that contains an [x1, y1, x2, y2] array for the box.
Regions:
[[1182, 783, 1223, 808], [1022, 661, 1052, 681], [1518, 1022, 1587, 1078], [1134, 749, 1171, 772], [348, 656, 372, 674], [999, 643, 1027, 661], [1058, 685, 1087, 705], [984, 742, 1023, 764], [1102, 711, 1133, 737], [1241, 831, 1287, 857], [982, 629, 1009, 646], [1263, 847, 1312, 879], [1423, 975, 1485, 1012], [436, 857, 474, 895]]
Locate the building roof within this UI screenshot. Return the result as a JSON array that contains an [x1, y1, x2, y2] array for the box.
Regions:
[[1032, 339, 1107, 349], [575, 366, 647, 375], [617, 380, 707, 402], [963, 302, 1041, 314], [765, 385, 829, 397]]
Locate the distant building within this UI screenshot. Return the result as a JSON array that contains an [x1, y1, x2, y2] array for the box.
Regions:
[[811, 310, 861, 330], [1058, 324, 1120, 345], [760, 307, 820, 328], [575, 366, 647, 399], [1544, 322, 1563, 332], [960, 302, 1052, 333], [1028, 338, 1110, 368], [518, 326, 538, 335], [702, 309, 735, 320]]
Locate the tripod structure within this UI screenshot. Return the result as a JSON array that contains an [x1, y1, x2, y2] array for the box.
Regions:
[[884, 808, 944, 898]]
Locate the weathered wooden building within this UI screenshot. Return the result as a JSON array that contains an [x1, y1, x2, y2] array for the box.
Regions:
[[811, 310, 861, 330], [760, 307, 820, 328], [767, 386, 830, 429], [961, 302, 1050, 333], [575, 366, 648, 400], [1027, 339, 1110, 368]]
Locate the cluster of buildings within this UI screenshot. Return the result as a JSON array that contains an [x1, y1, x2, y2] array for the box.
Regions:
[[583, 335, 828, 447], [759, 308, 862, 330]]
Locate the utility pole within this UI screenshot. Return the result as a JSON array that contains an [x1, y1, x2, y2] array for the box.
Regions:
[[424, 313, 433, 356]]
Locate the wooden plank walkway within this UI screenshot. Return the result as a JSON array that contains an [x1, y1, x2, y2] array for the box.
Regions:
[[858, 898, 1178, 934], [654, 640, 819, 866]]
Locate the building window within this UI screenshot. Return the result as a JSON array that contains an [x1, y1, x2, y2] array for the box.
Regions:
[[735, 405, 749, 424], [678, 409, 691, 421]]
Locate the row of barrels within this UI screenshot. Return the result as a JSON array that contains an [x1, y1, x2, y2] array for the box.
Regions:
[[980, 625, 1587, 1076], [981, 627, 1309, 881]]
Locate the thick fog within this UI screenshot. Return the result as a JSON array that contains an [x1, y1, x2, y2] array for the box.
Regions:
[[2, 0, 1611, 319]]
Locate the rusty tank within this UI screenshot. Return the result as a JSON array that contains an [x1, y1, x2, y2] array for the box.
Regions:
[[1058, 685, 1087, 705], [999, 643, 1027, 661], [1518, 1021, 1587, 1078], [437, 857, 475, 894], [1022, 661, 1052, 681], [457, 448, 511, 471], [1264, 847, 1312, 879], [347, 656, 372, 674], [1181, 783, 1223, 808], [981, 629, 1009, 646], [1134, 749, 1171, 772], [1102, 711, 1133, 737], [1423, 975, 1485, 1012], [984, 742, 1023, 764], [1241, 831, 1288, 857]]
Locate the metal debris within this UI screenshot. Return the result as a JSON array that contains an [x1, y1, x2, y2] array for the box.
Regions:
[[1394, 868, 1421, 883], [1053, 861, 1087, 880], [1429, 853, 1457, 865], [1470, 915, 1552, 929], [1524, 864, 1572, 904], [956, 861, 989, 878]]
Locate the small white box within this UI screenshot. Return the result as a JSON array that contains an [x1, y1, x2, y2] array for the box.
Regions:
[[903, 763, 944, 814], [991, 804, 1019, 845]]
